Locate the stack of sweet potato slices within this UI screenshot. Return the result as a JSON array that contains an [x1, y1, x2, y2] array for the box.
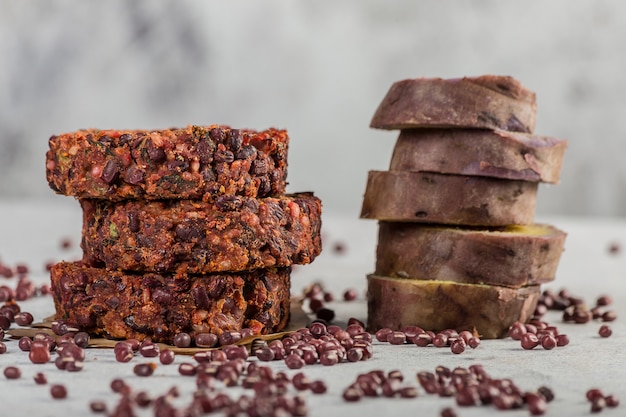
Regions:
[[361, 76, 568, 338]]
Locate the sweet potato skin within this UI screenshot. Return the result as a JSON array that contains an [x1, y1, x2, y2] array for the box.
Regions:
[[360, 171, 537, 226], [389, 129, 567, 183], [366, 275, 540, 339], [370, 76, 536, 132], [375, 223, 566, 288]]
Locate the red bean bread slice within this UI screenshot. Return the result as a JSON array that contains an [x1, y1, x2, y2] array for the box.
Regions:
[[46, 125, 288, 201], [50, 261, 291, 343], [370, 75, 536, 132], [390, 129, 567, 183], [80, 193, 322, 275], [367, 275, 540, 339], [360, 171, 537, 226], [375, 222, 566, 288]]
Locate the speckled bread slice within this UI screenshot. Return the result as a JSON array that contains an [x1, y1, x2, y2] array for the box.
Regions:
[[80, 193, 322, 275], [360, 171, 537, 226], [370, 75, 536, 133], [367, 275, 540, 339], [50, 261, 291, 343], [390, 129, 567, 183], [375, 223, 566, 288], [46, 125, 288, 201]]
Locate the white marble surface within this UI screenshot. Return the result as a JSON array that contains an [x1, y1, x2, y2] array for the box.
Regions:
[[2, 1, 626, 217], [0, 200, 625, 416]]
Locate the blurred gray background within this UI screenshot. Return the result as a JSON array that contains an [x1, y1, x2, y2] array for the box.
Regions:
[[1, 0, 624, 217]]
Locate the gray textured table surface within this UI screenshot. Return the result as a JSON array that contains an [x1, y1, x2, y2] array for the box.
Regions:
[[0, 199, 624, 416]]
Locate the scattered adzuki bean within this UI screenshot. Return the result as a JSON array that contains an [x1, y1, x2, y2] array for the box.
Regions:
[[285, 354, 306, 370], [591, 396, 606, 413], [29, 340, 51, 363], [521, 333, 540, 350], [309, 380, 327, 394], [135, 391, 152, 408], [110, 378, 129, 394], [134, 363, 156, 377], [450, 339, 466, 354], [114, 342, 134, 363], [605, 394, 619, 408], [0, 342, 7, 354], [599, 325, 612, 338], [18, 336, 32, 351], [525, 392, 547, 415], [89, 401, 107, 413], [387, 331, 406, 345], [0, 315, 10, 330], [195, 332, 218, 348], [511, 322, 529, 338], [541, 334, 557, 350], [219, 331, 242, 346], [399, 386, 419, 398], [596, 295, 612, 306], [537, 386, 555, 402], [14, 311, 33, 326], [33, 372, 47, 385], [173, 332, 191, 348], [332, 241, 347, 254], [440, 407, 458, 417], [50, 384, 68, 399], [308, 298, 324, 314], [73, 332, 90, 348], [4, 366, 21, 379], [159, 349, 175, 365], [316, 308, 335, 322], [556, 334, 570, 347], [468, 337, 481, 349], [178, 363, 197, 377], [343, 288, 357, 301], [255, 347, 275, 362], [375, 328, 392, 342], [342, 385, 363, 402], [601, 311, 617, 322], [433, 333, 448, 348], [139, 342, 159, 358]]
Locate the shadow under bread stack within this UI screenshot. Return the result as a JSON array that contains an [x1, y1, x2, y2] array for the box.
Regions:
[[361, 76, 568, 338], [45, 125, 322, 344]]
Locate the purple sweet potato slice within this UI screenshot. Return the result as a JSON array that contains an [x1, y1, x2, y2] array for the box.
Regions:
[[367, 275, 540, 339], [370, 75, 536, 132], [375, 222, 566, 288], [389, 129, 567, 183], [360, 171, 537, 226]]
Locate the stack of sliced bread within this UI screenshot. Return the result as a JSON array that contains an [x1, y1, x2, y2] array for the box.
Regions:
[[45, 125, 322, 344], [361, 76, 567, 338]]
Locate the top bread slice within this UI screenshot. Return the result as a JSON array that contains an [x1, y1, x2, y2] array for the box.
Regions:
[[370, 75, 536, 133], [46, 125, 289, 202]]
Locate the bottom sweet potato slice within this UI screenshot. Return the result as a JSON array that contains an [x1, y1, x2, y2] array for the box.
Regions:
[[367, 275, 540, 339]]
